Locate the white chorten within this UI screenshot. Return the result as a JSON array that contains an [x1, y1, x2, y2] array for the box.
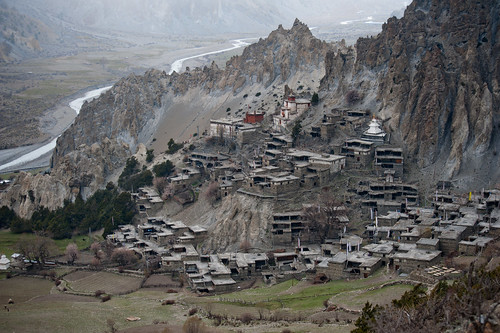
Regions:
[[362, 117, 386, 142]]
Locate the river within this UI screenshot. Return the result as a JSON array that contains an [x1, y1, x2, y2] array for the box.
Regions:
[[0, 39, 252, 173]]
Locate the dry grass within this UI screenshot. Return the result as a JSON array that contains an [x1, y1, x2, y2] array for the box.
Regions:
[[64, 271, 143, 295]]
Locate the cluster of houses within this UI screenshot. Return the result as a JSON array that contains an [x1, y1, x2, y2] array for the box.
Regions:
[[3, 93, 498, 294], [117, 92, 499, 293]]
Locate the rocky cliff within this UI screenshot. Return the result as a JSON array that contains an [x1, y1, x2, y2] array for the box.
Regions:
[[321, 0, 500, 188], [2, 19, 333, 218]]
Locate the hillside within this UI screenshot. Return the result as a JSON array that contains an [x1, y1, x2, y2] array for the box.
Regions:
[[1, 19, 335, 218], [0, 1, 55, 62], [320, 0, 500, 189]]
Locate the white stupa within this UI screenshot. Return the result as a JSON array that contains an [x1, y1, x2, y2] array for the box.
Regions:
[[361, 116, 386, 143]]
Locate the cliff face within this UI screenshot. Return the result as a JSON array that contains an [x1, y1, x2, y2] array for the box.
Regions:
[[321, 0, 500, 186], [53, 19, 330, 166], [2, 19, 332, 218]]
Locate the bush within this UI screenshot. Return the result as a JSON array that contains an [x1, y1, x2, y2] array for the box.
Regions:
[[311, 92, 319, 105], [101, 294, 111, 302], [240, 313, 253, 324], [166, 138, 183, 154], [188, 308, 198, 316], [146, 149, 154, 163], [346, 89, 361, 105], [255, 92, 261, 97], [95, 290, 105, 298], [162, 299, 175, 305], [183, 316, 207, 333], [153, 160, 174, 178]]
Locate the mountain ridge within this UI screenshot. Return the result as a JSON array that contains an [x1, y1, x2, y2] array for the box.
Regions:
[[320, 0, 500, 188], [2, 19, 334, 218]]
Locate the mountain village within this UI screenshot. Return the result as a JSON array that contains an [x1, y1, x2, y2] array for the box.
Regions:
[[30, 91, 493, 295]]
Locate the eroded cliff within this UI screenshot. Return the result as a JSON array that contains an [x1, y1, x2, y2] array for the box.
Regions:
[[2, 19, 333, 217], [321, 0, 500, 187]]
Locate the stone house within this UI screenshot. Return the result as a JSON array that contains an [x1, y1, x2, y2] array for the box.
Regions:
[[316, 251, 382, 279], [341, 138, 374, 167], [374, 146, 404, 178], [458, 236, 493, 255], [391, 248, 442, 273], [210, 117, 243, 138], [271, 211, 305, 245]]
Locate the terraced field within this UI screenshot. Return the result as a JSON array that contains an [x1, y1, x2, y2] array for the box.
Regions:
[[64, 271, 143, 295]]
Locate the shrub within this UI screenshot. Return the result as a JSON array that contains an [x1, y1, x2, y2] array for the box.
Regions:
[[153, 160, 174, 178], [240, 313, 253, 324], [166, 138, 183, 154], [183, 316, 207, 333], [188, 308, 198, 316], [162, 299, 175, 305], [101, 295, 111, 302], [255, 92, 261, 97], [346, 89, 361, 105], [167, 289, 178, 293], [311, 92, 319, 105], [146, 149, 154, 163], [95, 290, 105, 298], [323, 299, 329, 308]]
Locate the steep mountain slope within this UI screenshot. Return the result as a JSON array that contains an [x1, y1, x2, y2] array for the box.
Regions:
[[320, 0, 500, 188], [0, 1, 56, 62], [2, 20, 334, 218]]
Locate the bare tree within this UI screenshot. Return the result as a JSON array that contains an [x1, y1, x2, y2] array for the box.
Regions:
[[182, 316, 208, 333], [111, 247, 137, 267], [303, 190, 348, 242], [16, 235, 57, 269], [65, 243, 79, 265], [361, 263, 500, 333], [205, 181, 220, 205], [153, 177, 168, 196], [90, 241, 104, 260], [91, 257, 101, 269]]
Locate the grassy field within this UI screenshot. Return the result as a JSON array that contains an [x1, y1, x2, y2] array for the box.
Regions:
[[0, 270, 412, 333], [206, 271, 400, 311], [65, 271, 143, 295], [0, 276, 184, 333], [0, 229, 98, 257]]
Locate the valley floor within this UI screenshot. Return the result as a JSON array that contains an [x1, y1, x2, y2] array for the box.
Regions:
[[0, 269, 414, 333]]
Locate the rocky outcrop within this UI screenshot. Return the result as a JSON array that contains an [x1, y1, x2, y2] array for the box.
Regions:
[[2, 19, 333, 218], [203, 193, 275, 252], [53, 19, 331, 168], [321, 0, 500, 187]]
